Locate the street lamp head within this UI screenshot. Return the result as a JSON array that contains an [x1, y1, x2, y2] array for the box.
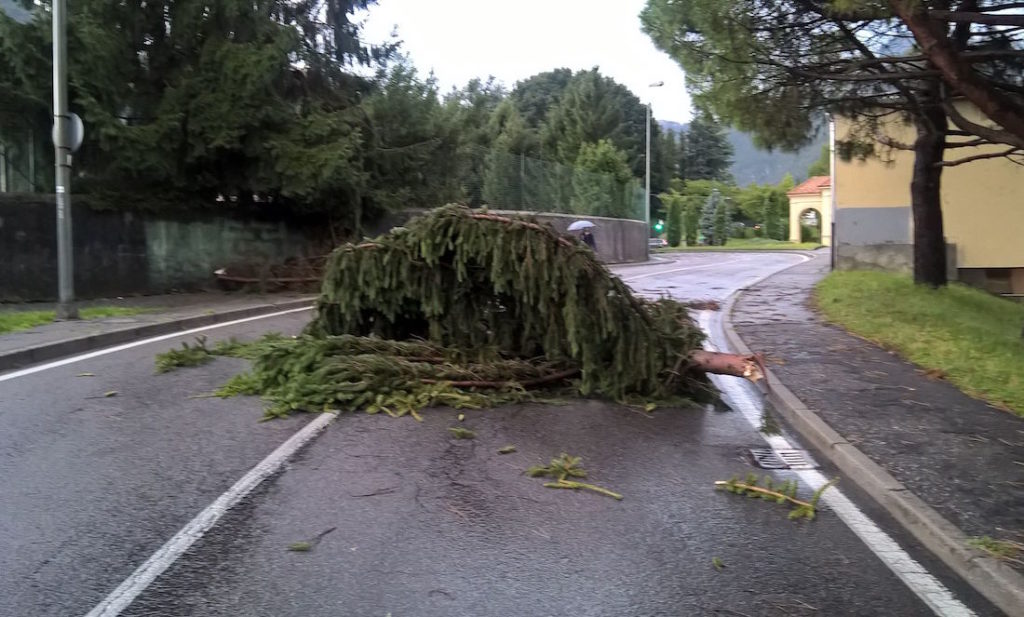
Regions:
[[649, 81, 665, 88]]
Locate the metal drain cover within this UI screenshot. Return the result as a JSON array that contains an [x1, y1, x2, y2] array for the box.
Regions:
[[749, 448, 818, 470]]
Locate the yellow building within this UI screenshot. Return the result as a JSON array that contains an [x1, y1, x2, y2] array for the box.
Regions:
[[815, 112, 1024, 295]]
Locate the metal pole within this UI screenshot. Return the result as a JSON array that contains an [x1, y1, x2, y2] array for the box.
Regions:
[[53, 0, 77, 319], [829, 115, 837, 271], [645, 102, 652, 257]]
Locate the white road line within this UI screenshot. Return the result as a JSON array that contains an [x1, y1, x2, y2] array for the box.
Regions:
[[697, 310, 975, 617], [0, 306, 313, 382], [619, 252, 803, 282], [83, 410, 338, 617], [620, 259, 743, 281]]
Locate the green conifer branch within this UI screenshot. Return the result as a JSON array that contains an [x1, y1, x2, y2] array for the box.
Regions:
[[716, 475, 839, 521]]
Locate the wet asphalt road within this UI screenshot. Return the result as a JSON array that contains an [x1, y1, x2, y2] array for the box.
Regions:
[[0, 252, 1001, 616]]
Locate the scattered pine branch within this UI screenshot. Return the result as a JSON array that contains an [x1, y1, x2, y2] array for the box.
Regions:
[[715, 473, 838, 521], [528, 453, 622, 500], [155, 336, 213, 373]]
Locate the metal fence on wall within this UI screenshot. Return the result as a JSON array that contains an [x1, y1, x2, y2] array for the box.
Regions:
[[0, 127, 45, 194], [461, 146, 645, 221]]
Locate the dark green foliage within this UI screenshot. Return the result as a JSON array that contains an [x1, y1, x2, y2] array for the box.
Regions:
[[806, 144, 830, 178], [665, 193, 684, 247], [155, 337, 215, 373], [308, 205, 708, 402], [712, 193, 729, 246], [800, 223, 821, 244], [683, 114, 733, 182], [699, 190, 720, 245], [510, 68, 575, 129], [684, 201, 700, 246], [540, 69, 647, 177], [571, 140, 636, 218]]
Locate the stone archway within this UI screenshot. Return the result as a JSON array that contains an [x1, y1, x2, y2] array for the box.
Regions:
[[787, 177, 832, 246]]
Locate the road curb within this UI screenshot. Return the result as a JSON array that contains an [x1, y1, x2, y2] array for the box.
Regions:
[[719, 257, 1024, 617], [0, 298, 316, 373]]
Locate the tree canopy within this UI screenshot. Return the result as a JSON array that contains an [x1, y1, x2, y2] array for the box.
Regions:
[[640, 0, 1021, 286]]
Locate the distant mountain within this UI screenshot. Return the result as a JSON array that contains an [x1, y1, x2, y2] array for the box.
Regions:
[[660, 120, 687, 135], [659, 120, 826, 186]]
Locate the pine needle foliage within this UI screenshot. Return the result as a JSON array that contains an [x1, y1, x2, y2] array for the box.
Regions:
[[716, 474, 838, 521], [155, 336, 215, 373], [307, 205, 707, 401], [528, 453, 623, 500]]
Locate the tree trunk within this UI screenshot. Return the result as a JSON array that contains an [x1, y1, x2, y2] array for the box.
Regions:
[[688, 350, 764, 383], [910, 89, 949, 288]]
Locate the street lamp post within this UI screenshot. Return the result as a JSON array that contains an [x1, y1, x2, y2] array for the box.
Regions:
[[645, 81, 664, 258], [52, 0, 77, 319]]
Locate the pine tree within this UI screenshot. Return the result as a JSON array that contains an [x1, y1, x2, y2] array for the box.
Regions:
[[684, 201, 700, 246], [540, 69, 647, 176], [665, 193, 684, 247], [699, 189, 719, 245], [684, 115, 733, 182], [713, 191, 729, 246]]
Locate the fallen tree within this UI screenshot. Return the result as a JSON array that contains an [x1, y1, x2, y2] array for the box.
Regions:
[[176, 205, 762, 418]]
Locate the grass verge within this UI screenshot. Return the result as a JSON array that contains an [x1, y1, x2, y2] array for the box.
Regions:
[[815, 271, 1024, 416], [0, 306, 145, 334], [656, 238, 822, 252]]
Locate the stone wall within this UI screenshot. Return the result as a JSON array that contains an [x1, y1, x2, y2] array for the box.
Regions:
[[494, 211, 648, 264], [0, 195, 324, 301], [834, 206, 957, 281]]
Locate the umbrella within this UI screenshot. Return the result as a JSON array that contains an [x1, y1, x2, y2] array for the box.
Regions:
[[567, 220, 596, 231]]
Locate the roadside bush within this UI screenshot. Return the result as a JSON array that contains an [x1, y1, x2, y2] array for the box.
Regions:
[[800, 224, 820, 244]]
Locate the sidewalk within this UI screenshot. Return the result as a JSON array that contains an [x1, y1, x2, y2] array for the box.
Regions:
[[0, 292, 315, 370], [729, 255, 1024, 614]]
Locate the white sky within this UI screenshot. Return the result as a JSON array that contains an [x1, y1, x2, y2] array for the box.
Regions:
[[359, 0, 693, 123]]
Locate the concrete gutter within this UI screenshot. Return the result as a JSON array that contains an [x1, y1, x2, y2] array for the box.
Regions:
[[0, 298, 315, 373], [719, 256, 1024, 617]]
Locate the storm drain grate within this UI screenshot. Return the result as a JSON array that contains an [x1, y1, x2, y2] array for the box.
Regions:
[[749, 448, 818, 470]]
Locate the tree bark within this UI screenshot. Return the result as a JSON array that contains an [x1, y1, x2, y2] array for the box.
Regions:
[[910, 86, 949, 288], [688, 350, 764, 383]]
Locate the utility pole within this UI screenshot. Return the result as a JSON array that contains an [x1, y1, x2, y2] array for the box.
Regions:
[[52, 0, 77, 319]]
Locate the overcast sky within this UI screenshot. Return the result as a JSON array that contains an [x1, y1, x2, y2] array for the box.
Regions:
[[360, 0, 693, 123]]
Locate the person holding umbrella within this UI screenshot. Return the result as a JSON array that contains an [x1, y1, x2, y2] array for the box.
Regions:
[[568, 220, 597, 251]]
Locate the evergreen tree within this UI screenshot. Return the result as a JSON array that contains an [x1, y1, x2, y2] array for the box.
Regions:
[[540, 68, 647, 176], [684, 200, 700, 246], [482, 101, 536, 208], [806, 144, 829, 178], [571, 140, 634, 218], [713, 190, 729, 245], [510, 68, 574, 129], [684, 114, 733, 181], [0, 0, 393, 216], [699, 189, 719, 245], [442, 77, 507, 207], [665, 192, 684, 247]]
